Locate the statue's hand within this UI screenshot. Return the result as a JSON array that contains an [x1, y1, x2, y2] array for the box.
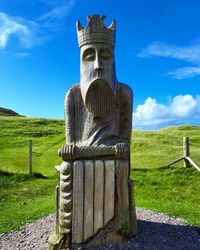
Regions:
[[115, 143, 129, 159], [58, 143, 129, 161], [58, 144, 76, 161]]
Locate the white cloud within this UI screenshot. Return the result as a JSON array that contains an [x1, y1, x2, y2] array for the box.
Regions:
[[0, 12, 35, 49], [39, 0, 75, 24], [133, 95, 200, 130], [138, 41, 200, 79], [168, 66, 200, 79], [0, 0, 75, 51], [138, 42, 200, 64]]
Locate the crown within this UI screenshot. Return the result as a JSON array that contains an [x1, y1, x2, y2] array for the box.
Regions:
[[76, 15, 116, 48]]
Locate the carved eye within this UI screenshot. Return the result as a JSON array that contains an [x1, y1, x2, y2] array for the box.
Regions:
[[83, 48, 95, 61], [100, 48, 112, 60]]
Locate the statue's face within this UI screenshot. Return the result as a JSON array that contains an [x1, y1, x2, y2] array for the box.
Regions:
[[80, 43, 116, 117], [80, 44, 115, 89]]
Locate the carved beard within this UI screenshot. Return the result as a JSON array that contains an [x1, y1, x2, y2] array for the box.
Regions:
[[85, 78, 115, 117]]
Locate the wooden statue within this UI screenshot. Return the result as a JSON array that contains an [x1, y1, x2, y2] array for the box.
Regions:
[[48, 15, 137, 249]]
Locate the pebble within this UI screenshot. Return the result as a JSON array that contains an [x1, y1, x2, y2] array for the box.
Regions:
[[0, 208, 199, 250]]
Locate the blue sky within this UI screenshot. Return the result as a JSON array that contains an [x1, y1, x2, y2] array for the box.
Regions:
[[0, 0, 200, 129]]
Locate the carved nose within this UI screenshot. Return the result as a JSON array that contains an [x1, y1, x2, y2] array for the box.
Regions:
[[94, 56, 103, 71]]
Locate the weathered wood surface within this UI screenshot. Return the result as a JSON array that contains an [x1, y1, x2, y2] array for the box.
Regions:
[[186, 157, 200, 172], [164, 157, 184, 167], [72, 161, 84, 243], [84, 160, 94, 241], [29, 139, 32, 175], [48, 15, 137, 250], [59, 162, 73, 235], [72, 160, 115, 244], [56, 185, 59, 235], [183, 137, 190, 168], [116, 160, 130, 221], [104, 160, 115, 225], [94, 160, 104, 234]]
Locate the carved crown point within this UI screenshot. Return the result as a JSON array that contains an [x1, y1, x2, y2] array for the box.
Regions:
[[108, 20, 116, 30], [76, 15, 116, 47], [76, 20, 83, 31]]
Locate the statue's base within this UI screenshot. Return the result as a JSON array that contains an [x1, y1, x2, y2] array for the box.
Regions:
[[72, 226, 135, 249], [48, 219, 137, 250], [48, 233, 67, 250]]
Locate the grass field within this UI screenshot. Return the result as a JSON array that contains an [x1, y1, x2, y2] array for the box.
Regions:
[[131, 126, 200, 227], [0, 115, 200, 233]]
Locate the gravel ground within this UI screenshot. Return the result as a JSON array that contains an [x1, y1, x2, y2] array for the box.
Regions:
[[0, 208, 200, 250]]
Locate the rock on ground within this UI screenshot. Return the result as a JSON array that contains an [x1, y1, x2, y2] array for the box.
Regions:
[[0, 208, 200, 250]]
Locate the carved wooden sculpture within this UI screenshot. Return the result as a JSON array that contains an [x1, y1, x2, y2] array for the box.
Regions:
[[48, 15, 137, 249]]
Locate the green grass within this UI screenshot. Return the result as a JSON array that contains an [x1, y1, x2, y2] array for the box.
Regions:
[[131, 126, 200, 227], [0, 116, 64, 233], [0, 116, 200, 233], [0, 171, 57, 232], [0, 116, 64, 175]]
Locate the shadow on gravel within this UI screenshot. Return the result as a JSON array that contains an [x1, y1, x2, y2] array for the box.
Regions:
[[1, 217, 200, 250], [129, 220, 200, 250]]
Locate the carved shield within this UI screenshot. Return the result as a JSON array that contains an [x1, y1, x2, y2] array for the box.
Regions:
[[72, 160, 115, 243]]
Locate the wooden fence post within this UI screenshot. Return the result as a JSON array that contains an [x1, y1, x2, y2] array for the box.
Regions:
[[29, 139, 32, 175], [183, 137, 190, 168], [165, 136, 199, 171]]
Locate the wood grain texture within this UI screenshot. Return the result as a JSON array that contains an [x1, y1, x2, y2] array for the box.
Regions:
[[94, 160, 104, 234], [72, 161, 84, 244], [104, 160, 115, 224], [84, 160, 94, 241]]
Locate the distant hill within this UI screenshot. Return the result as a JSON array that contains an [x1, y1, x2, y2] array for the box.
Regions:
[[0, 107, 21, 116]]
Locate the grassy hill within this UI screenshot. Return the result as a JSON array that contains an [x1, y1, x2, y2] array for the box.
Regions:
[[0, 115, 200, 233], [0, 107, 21, 117]]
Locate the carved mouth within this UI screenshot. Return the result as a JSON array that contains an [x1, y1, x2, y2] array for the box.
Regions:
[[85, 78, 115, 117]]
